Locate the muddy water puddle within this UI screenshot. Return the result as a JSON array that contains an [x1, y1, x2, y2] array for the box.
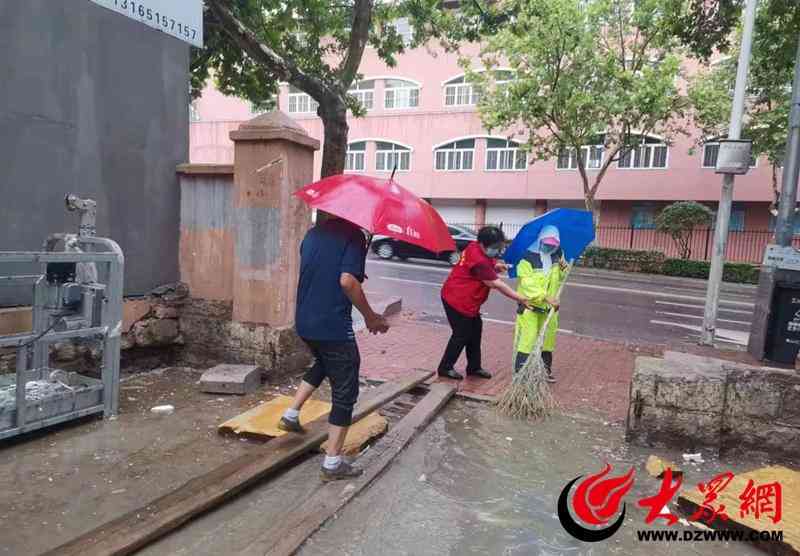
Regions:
[[301, 401, 767, 556]]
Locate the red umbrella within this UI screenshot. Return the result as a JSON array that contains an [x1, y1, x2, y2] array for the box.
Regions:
[[294, 174, 456, 253]]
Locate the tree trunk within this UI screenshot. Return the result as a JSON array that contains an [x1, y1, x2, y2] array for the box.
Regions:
[[319, 102, 349, 178], [584, 194, 600, 228]]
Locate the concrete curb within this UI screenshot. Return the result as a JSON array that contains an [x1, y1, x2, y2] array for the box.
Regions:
[[353, 296, 403, 332], [571, 266, 757, 294]]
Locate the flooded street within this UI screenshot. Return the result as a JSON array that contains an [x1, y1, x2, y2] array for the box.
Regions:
[[301, 402, 765, 556]]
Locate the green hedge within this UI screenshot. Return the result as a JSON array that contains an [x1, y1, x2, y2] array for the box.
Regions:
[[579, 247, 759, 284], [580, 247, 665, 274]]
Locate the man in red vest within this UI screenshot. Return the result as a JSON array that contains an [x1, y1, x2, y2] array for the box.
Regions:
[[438, 226, 533, 380]]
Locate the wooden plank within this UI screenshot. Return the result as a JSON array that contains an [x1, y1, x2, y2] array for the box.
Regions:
[[44, 370, 434, 556], [239, 382, 457, 556], [677, 465, 799, 556]]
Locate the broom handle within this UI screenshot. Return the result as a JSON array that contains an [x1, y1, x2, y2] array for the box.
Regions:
[[532, 263, 573, 349]]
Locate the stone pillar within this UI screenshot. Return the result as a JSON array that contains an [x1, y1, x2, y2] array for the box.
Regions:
[[475, 199, 487, 227], [229, 112, 320, 327]]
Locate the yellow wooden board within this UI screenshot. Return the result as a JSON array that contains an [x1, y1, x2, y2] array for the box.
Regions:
[[218, 395, 388, 455], [679, 465, 799, 552]]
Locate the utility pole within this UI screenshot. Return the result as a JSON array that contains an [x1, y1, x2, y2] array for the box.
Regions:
[[700, 0, 758, 346], [774, 37, 800, 248], [747, 36, 800, 361]]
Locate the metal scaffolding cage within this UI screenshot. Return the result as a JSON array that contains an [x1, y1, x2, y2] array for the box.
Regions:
[[0, 195, 123, 440]]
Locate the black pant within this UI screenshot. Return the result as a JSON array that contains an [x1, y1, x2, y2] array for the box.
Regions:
[[438, 298, 483, 373], [301, 339, 360, 427]]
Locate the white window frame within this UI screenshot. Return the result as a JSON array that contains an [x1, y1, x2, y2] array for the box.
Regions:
[[189, 102, 201, 122], [384, 79, 420, 110], [287, 92, 319, 115], [556, 145, 604, 171], [434, 140, 475, 172], [701, 141, 757, 169], [444, 82, 479, 107], [348, 80, 375, 111], [485, 139, 527, 172], [374, 141, 412, 173], [345, 142, 367, 172], [617, 137, 669, 170]]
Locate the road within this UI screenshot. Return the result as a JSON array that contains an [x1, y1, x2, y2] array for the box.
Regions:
[[364, 256, 757, 347]]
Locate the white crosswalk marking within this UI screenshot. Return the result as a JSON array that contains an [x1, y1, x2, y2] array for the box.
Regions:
[[654, 300, 752, 315], [655, 310, 752, 326]]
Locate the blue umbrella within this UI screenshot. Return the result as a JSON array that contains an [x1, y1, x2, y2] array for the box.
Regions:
[[504, 208, 595, 278]]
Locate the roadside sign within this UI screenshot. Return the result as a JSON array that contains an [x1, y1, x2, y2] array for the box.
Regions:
[[89, 0, 203, 48], [763, 244, 800, 271], [715, 139, 753, 175]]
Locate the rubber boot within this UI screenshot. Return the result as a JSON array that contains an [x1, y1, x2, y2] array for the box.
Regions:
[[542, 351, 555, 383], [514, 352, 529, 373]]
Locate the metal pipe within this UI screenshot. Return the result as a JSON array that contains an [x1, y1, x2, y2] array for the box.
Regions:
[[15, 346, 27, 427], [0, 252, 119, 263], [0, 275, 42, 285], [701, 0, 759, 346], [774, 35, 800, 246], [0, 326, 109, 348]]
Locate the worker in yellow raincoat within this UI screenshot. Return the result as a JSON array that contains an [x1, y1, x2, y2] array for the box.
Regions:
[[513, 225, 567, 382]]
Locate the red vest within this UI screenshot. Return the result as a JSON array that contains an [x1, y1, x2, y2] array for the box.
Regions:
[[441, 242, 496, 317]]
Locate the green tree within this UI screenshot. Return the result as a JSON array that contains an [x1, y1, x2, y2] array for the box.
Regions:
[[467, 0, 688, 225], [656, 201, 713, 259], [687, 0, 800, 215], [193, 0, 439, 177]]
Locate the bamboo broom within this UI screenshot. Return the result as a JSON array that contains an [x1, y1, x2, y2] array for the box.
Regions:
[[496, 264, 572, 419]]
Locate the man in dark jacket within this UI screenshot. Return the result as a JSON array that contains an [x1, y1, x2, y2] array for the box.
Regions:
[[278, 214, 389, 481]]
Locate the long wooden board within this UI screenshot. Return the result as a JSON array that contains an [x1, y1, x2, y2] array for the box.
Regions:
[[43, 370, 434, 556], [238, 382, 457, 556]]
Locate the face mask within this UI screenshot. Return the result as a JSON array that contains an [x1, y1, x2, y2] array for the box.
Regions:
[[540, 243, 558, 255], [485, 246, 502, 258]]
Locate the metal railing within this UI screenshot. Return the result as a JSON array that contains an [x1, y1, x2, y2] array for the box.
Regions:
[[447, 223, 797, 264]]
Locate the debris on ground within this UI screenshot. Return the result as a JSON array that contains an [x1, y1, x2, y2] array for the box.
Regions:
[[645, 455, 683, 478], [682, 452, 704, 464], [150, 405, 175, 415]]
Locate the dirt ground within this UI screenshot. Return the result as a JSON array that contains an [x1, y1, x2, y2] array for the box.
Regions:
[[0, 366, 324, 555]]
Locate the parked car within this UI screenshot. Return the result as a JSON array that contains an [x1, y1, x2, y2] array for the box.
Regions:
[[371, 224, 477, 265]]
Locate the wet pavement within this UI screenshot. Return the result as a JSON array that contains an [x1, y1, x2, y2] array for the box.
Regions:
[[0, 369, 782, 555], [300, 402, 767, 556]]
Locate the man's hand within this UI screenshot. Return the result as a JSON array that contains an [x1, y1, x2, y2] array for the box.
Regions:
[[495, 261, 510, 273], [546, 296, 560, 311], [365, 313, 389, 334], [559, 259, 568, 271]]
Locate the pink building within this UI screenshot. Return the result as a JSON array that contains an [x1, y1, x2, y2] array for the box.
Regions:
[[190, 42, 786, 261]]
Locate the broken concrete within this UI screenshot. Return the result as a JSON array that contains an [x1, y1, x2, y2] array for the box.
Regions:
[[626, 351, 800, 459], [200, 364, 263, 395]]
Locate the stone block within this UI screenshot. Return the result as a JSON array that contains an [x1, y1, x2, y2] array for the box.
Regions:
[[132, 319, 179, 347], [200, 364, 264, 395], [781, 383, 800, 426], [724, 373, 783, 420], [627, 404, 720, 450], [721, 417, 800, 458], [154, 306, 179, 319], [122, 299, 153, 333]]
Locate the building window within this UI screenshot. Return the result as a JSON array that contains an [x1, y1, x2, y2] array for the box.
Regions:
[[392, 18, 414, 45], [384, 79, 420, 109], [189, 102, 200, 122], [435, 139, 475, 171], [631, 204, 658, 229], [345, 141, 366, 172], [287, 85, 319, 114], [348, 80, 375, 111], [375, 141, 411, 172], [556, 145, 604, 170], [702, 141, 757, 168], [444, 76, 480, 107], [486, 139, 526, 171], [618, 136, 668, 169]]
